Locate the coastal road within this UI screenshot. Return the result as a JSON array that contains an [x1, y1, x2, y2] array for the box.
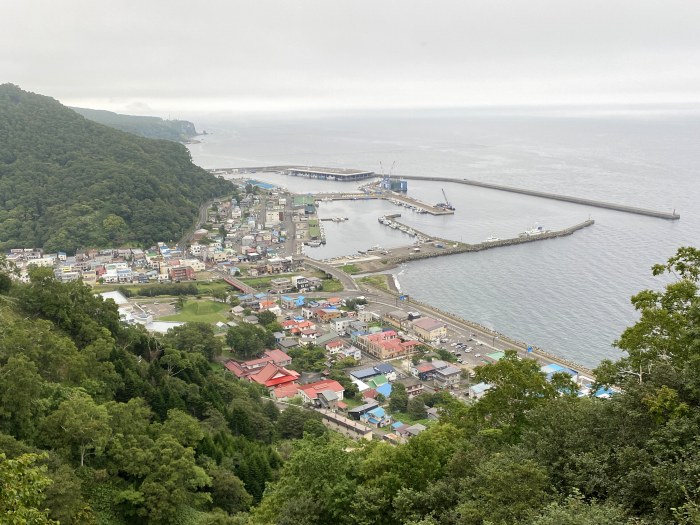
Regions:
[[358, 282, 588, 375]]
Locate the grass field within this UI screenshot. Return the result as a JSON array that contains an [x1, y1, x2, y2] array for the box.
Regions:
[[238, 276, 277, 290], [95, 279, 230, 297], [321, 279, 344, 293], [359, 275, 390, 292], [161, 300, 230, 324], [339, 264, 361, 274]]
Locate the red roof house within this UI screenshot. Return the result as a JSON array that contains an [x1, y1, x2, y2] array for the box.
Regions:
[[298, 379, 345, 404]]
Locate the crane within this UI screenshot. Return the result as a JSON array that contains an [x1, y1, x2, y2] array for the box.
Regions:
[[437, 188, 455, 211], [441, 188, 449, 206]]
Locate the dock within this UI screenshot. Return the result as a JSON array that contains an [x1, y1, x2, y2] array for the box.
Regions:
[[385, 219, 595, 264], [315, 192, 454, 216]]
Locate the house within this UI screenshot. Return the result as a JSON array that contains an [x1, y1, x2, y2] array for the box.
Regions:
[[248, 363, 300, 389], [339, 345, 361, 361], [365, 374, 388, 390], [374, 363, 397, 381], [350, 367, 383, 382], [271, 383, 301, 402], [224, 349, 293, 378], [541, 363, 579, 383], [269, 278, 292, 293], [278, 338, 300, 352], [433, 364, 461, 389], [333, 317, 355, 334], [383, 310, 410, 329], [325, 339, 346, 354], [395, 376, 425, 398], [280, 295, 304, 310], [291, 275, 310, 290], [412, 362, 436, 380], [468, 382, 492, 399], [412, 317, 447, 342], [347, 320, 368, 335], [347, 400, 379, 420], [306, 277, 323, 290], [317, 309, 342, 323], [317, 390, 341, 410], [360, 407, 392, 427], [298, 379, 345, 405], [299, 328, 318, 345], [375, 382, 392, 399], [404, 423, 427, 437]]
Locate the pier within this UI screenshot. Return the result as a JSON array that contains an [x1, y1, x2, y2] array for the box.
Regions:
[[315, 192, 454, 216], [396, 175, 680, 220], [384, 219, 595, 265], [322, 219, 595, 269]]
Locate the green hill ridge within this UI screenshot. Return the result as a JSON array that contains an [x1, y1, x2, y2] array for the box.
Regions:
[[0, 84, 231, 253], [70, 106, 200, 142]]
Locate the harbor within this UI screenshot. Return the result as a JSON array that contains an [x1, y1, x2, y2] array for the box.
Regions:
[[322, 218, 595, 268], [210, 166, 680, 220], [206, 163, 677, 369]]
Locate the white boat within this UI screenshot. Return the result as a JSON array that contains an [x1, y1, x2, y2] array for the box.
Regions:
[[519, 224, 547, 237], [484, 236, 500, 242]]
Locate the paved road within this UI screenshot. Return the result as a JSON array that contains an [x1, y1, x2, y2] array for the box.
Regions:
[[300, 257, 360, 292], [357, 282, 569, 372]]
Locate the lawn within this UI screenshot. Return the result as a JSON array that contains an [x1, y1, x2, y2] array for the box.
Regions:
[[359, 275, 390, 292], [389, 411, 434, 427], [321, 279, 344, 293], [161, 300, 230, 324], [339, 264, 361, 274], [95, 279, 230, 297], [238, 276, 277, 290]]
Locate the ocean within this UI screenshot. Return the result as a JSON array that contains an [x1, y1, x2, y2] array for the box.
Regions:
[[186, 107, 700, 368]]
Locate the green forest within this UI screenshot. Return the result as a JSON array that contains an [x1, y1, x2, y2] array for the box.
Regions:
[[0, 84, 231, 253], [70, 107, 199, 142], [2, 243, 700, 524]]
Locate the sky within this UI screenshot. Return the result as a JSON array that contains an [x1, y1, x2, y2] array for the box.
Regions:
[[3, 0, 700, 116]]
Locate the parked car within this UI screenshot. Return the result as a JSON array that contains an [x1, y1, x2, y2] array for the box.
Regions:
[[475, 353, 482, 358]]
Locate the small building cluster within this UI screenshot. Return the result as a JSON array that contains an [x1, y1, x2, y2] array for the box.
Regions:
[[4, 245, 203, 285]]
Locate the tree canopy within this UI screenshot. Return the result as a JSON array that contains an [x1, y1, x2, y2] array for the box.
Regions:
[[0, 84, 231, 253]]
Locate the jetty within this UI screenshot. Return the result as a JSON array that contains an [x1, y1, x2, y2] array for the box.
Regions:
[[388, 219, 594, 264], [396, 175, 680, 220]]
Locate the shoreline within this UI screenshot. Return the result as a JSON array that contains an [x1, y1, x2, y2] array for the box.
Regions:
[[358, 278, 596, 378]]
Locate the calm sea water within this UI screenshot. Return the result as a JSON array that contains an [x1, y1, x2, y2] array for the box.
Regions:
[[187, 108, 700, 368]]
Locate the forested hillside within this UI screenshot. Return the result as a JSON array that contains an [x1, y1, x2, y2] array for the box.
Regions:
[[0, 84, 231, 253], [0, 262, 301, 524], [71, 107, 199, 142]]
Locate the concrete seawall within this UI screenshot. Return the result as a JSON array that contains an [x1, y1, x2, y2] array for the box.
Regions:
[[403, 294, 596, 377], [397, 175, 680, 220]]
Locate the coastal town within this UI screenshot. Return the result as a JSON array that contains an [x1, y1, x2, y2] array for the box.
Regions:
[[5, 175, 612, 443]]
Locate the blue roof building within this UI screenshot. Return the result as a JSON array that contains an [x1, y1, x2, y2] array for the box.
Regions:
[[375, 382, 392, 398], [374, 363, 395, 376]]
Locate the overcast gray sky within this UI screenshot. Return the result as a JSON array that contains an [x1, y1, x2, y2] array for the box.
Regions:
[[3, 0, 700, 116]]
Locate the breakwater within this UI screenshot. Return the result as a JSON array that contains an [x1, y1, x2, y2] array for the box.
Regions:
[[397, 175, 680, 220], [385, 219, 595, 265]]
